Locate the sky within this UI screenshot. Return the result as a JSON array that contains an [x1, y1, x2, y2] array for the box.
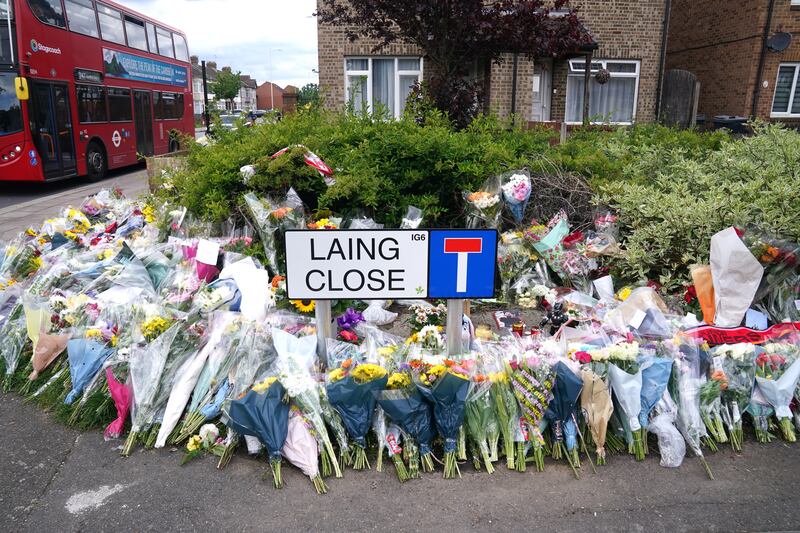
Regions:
[[119, 0, 319, 89]]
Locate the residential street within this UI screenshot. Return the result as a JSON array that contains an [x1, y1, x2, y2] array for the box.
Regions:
[[0, 168, 149, 240], [2, 392, 799, 533]]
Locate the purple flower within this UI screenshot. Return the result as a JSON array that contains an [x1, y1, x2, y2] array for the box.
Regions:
[[337, 307, 365, 330]]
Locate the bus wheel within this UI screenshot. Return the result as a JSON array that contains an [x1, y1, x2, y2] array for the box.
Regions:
[[168, 138, 180, 153], [86, 142, 107, 182]]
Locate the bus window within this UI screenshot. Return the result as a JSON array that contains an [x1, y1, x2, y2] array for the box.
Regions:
[[156, 27, 174, 58], [0, 0, 14, 64], [174, 34, 189, 62], [124, 15, 147, 51], [97, 3, 125, 45], [153, 92, 183, 120], [0, 73, 22, 135], [65, 0, 99, 38], [27, 0, 65, 27], [76, 84, 108, 123], [108, 87, 132, 121], [146, 22, 156, 54]]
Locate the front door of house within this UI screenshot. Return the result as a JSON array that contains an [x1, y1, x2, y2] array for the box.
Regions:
[[532, 60, 552, 122]]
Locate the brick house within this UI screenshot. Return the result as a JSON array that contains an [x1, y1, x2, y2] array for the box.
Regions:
[[666, 0, 800, 124], [257, 82, 285, 111], [317, 0, 671, 125]]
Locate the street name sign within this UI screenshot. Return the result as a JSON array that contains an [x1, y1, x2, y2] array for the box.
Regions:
[[285, 229, 497, 300]]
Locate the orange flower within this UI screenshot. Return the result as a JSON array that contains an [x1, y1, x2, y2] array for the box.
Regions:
[[341, 358, 353, 369], [271, 207, 292, 219], [761, 246, 780, 263], [271, 275, 286, 288], [711, 370, 728, 391], [444, 359, 456, 367]]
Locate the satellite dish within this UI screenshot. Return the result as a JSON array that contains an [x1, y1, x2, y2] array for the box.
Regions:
[[767, 32, 792, 52]]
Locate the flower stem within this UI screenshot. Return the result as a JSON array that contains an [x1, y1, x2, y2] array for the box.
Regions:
[[121, 430, 138, 457], [391, 455, 409, 482], [515, 442, 526, 472]]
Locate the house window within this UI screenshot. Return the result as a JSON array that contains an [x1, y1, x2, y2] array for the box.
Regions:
[[771, 63, 800, 116], [345, 57, 422, 117], [566, 59, 640, 124]]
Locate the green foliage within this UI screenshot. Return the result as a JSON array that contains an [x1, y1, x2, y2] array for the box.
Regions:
[[210, 70, 242, 107], [551, 124, 728, 186], [297, 83, 320, 107], [166, 108, 557, 226], [601, 122, 800, 291]]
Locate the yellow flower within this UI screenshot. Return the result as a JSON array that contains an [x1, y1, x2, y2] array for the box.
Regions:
[[328, 368, 347, 383], [291, 299, 316, 313], [316, 218, 330, 227], [141, 316, 171, 341], [86, 329, 103, 340], [110, 335, 118, 347], [377, 346, 396, 357], [404, 332, 418, 345], [351, 363, 387, 384], [32, 256, 43, 269], [25, 228, 37, 237], [141, 204, 157, 224], [488, 371, 509, 384], [186, 435, 203, 452], [387, 372, 411, 390], [252, 376, 278, 393], [617, 286, 633, 301], [98, 248, 115, 260]]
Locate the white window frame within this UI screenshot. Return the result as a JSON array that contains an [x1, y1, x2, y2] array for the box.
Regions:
[[344, 56, 423, 118], [565, 58, 640, 125], [792, 0, 800, 6], [771, 63, 800, 117]]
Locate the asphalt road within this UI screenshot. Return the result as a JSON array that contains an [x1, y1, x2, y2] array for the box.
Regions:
[[0, 165, 148, 209], [2, 392, 799, 532]]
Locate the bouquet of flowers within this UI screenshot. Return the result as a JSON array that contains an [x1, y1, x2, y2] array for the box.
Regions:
[[545, 362, 585, 477], [225, 375, 290, 488], [508, 355, 553, 471], [585, 208, 621, 258], [745, 232, 799, 324], [524, 210, 571, 282], [753, 346, 800, 442], [497, 231, 537, 302], [378, 367, 436, 478], [484, 349, 523, 471], [326, 360, 388, 469], [710, 344, 755, 451], [243, 191, 305, 276], [275, 328, 343, 478], [414, 360, 470, 478], [464, 175, 502, 229], [638, 353, 674, 455], [282, 406, 328, 493], [465, 364, 497, 473], [607, 352, 644, 460], [669, 337, 713, 479], [408, 303, 447, 332], [580, 366, 614, 465], [501, 171, 532, 223]]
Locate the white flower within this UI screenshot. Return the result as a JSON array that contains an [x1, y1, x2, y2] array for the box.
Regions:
[[199, 423, 219, 447], [473, 194, 500, 210]]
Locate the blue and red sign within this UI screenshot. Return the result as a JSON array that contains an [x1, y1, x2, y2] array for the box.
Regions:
[[102, 48, 187, 88], [428, 230, 497, 299]]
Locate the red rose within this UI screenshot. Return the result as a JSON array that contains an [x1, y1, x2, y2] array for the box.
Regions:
[[646, 280, 662, 292], [575, 351, 591, 364], [683, 285, 697, 303], [562, 231, 585, 249], [339, 330, 358, 342]]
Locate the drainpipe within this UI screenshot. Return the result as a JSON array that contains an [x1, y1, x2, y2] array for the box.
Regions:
[[655, 0, 672, 121], [582, 51, 592, 126], [751, 0, 776, 119], [511, 52, 519, 118]]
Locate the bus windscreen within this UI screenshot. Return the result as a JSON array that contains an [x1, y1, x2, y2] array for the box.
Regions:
[[0, 73, 22, 135]]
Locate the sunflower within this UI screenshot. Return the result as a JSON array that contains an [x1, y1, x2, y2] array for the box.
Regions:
[[291, 299, 316, 313]]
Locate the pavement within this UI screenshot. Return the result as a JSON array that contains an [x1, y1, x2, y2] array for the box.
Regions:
[[2, 163, 800, 532], [2, 391, 800, 533], [0, 168, 149, 240]]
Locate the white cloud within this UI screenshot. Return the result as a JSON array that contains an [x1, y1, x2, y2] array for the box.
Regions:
[[118, 0, 319, 88]]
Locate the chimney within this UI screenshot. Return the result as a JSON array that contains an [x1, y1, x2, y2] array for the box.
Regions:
[[190, 55, 198, 65], [207, 61, 217, 69]]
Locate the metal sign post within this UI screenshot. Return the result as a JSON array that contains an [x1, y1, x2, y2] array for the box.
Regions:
[[446, 299, 464, 356], [315, 300, 332, 362]]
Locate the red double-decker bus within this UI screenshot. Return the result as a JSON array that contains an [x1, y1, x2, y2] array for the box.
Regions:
[[0, 0, 193, 182]]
